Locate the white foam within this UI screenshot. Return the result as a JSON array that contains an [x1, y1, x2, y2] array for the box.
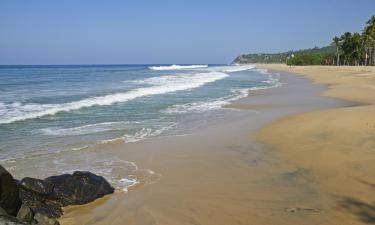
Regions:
[[164, 70, 282, 114], [118, 176, 140, 192], [97, 122, 176, 145], [196, 65, 255, 73], [98, 137, 126, 145], [220, 65, 255, 73], [249, 72, 282, 90], [164, 89, 249, 114], [123, 128, 155, 143], [71, 145, 89, 151], [123, 123, 176, 143], [40, 121, 131, 136], [50, 156, 148, 192], [149, 64, 208, 70], [0, 72, 228, 124]]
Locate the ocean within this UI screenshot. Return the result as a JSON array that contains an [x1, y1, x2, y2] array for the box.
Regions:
[[0, 64, 280, 191]]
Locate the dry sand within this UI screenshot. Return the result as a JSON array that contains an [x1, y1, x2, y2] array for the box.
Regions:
[[60, 66, 374, 225], [256, 64, 375, 224]]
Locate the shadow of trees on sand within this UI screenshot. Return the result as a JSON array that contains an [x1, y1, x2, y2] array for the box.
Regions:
[[338, 197, 375, 224]]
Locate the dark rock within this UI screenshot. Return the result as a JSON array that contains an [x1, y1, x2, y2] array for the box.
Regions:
[[18, 187, 62, 218], [0, 206, 8, 216], [1, 166, 114, 224], [16, 204, 33, 223], [19, 178, 54, 196], [0, 215, 28, 225], [45, 171, 114, 206], [0, 165, 21, 216], [32, 207, 62, 220], [34, 212, 59, 225]]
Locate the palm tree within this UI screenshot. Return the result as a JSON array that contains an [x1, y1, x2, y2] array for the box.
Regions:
[[333, 36, 341, 66], [362, 31, 371, 66], [340, 32, 352, 65], [352, 33, 363, 65], [365, 16, 375, 65]]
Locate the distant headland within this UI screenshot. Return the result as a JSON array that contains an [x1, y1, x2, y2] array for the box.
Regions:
[[234, 15, 375, 66]]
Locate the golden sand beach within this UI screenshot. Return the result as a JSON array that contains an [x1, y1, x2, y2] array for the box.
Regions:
[[257, 64, 375, 224]]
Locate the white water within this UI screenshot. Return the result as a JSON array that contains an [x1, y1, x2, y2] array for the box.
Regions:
[[40, 121, 131, 136], [220, 65, 255, 73], [148, 64, 208, 70], [164, 89, 250, 114], [164, 69, 281, 114], [0, 71, 228, 124], [0, 64, 283, 194], [97, 122, 177, 145]]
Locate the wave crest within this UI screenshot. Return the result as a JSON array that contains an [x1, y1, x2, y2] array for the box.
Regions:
[[40, 121, 131, 136], [149, 64, 208, 70], [220, 65, 255, 73], [0, 72, 228, 124], [164, 89, 249, 114]]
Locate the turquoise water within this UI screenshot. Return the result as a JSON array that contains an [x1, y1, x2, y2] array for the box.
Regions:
[[0, 64, 280, 190]]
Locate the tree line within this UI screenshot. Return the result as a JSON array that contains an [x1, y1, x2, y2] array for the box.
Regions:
[[332, 16, 375, 66], [234, 15, 375, 66], [288, 15, 375, 66], [233, 46, 335, 65]]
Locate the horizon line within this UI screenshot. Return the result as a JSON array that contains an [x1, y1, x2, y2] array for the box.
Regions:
[[0, 63, 229, 67]]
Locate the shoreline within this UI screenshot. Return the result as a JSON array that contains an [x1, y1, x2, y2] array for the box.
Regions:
[[255, 64, 375, 224], [59, 69, 354, 225]]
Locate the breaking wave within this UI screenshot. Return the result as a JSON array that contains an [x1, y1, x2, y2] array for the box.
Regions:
[[0, 72, 228, 124], [220, 65, 255, 73], [164, 89, 250, 114], [164, 69, 281, 114], [148, 64, 208, 70], [40, 121, 131, 136]]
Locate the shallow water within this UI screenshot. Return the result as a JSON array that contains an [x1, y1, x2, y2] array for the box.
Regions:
[[0, 64, 280, 190]]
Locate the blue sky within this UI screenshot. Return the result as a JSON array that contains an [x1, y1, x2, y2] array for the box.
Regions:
[[0, 0, 374, 65]]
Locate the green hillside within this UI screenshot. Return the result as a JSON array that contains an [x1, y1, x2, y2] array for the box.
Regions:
[[233, 45, 336, 64]]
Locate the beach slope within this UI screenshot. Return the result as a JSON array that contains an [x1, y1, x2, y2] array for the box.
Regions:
[[59, 70, 356, 225], [257, 64, 375, 224]]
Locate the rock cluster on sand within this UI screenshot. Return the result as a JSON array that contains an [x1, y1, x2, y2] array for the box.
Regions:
[[0, 165, 114, 225]]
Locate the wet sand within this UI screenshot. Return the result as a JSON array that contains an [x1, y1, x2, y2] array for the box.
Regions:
[[60, 70, 360, 225], [256, 64, 375, 225]]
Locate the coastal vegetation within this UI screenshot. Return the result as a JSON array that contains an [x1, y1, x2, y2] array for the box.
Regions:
[[234, 15, 375, 66], [233, 46, 335, 65]]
